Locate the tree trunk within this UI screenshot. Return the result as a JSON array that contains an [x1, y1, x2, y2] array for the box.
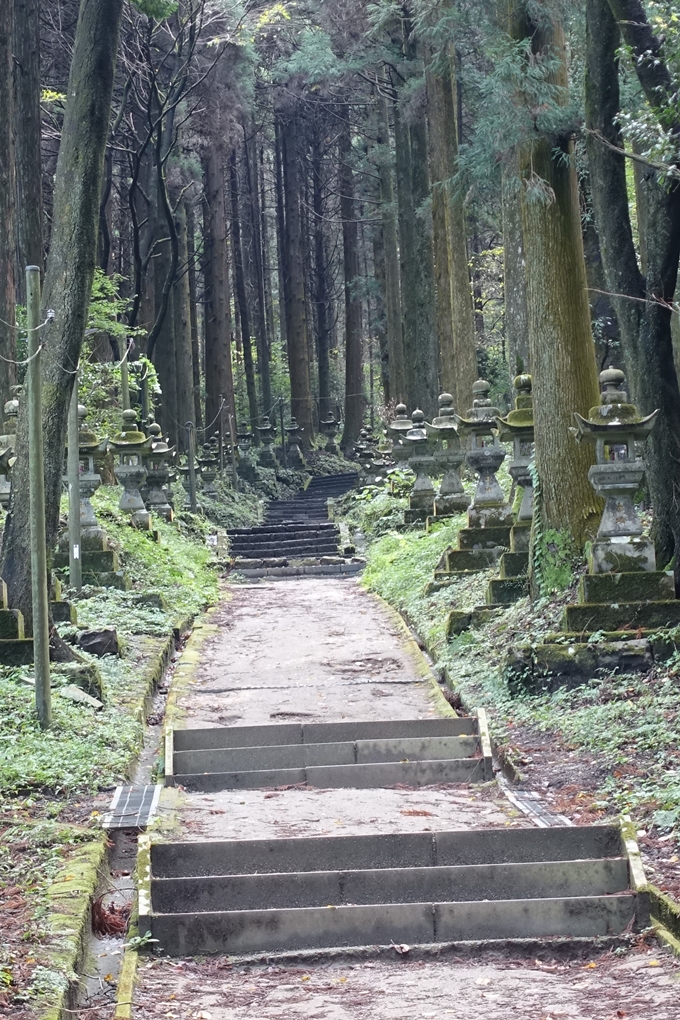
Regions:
[[186, 198, 203, 430], [515, 8, 601, 544], [273, 114, 288, 353], [230, 149, 260, 438], [501, 151, 530, 377], [153, 223, 179, 448], [0, 0, 16, 404], [312, 123, 332, 419], [202, 142, 235, 431], [409, 115, 438, 417], [2, 0, 125, 629], [174, 203, 196, 443], [375, 95, 404, 404], [281, 111, 314, 443], [372, 220, 391, 404], [13, 0, 43, 297], [244, 131, 273, 415], [338, 108, 364, 451], [585, 0, 680, 568]]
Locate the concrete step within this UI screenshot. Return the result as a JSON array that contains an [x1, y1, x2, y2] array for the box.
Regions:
[[228, 524, 337, 536], [237, 562, 364, 579], [166, 715, 492, 792], [229, 538, 340, 553], [138, 822, 646, 956]]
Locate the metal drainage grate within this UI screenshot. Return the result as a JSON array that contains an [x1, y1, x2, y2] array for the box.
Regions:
[[102, 785, 162, 830]]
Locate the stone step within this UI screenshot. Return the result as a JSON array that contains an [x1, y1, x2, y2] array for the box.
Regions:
[[579, 570, 674, 604], [562, 600, 680, 632], [444, 548, 502, 573], [457, 526, 512, 551], [0, 638, 35, 665], [229, 538, 340, 553], [138, 823, 645, 956], [172, 718, 478, 751], [237, 562, 364, 579], [150, 857, 629, 915], [166, 716, 492, 792], [506, 638, 654, 694], [228, 524, 337, 536], [172, 735, 480, 776]]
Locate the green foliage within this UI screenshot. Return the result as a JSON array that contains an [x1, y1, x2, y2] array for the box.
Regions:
[[131, 0, 178, 17]]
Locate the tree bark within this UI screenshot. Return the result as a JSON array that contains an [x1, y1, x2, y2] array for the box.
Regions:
[[338, 108, 364, 451], [244, 130, 273, 415], [409, 113, 438, 416], [501, 152, 530, 376], [273, 114, 288, 353], [186, 198, 203, 430], [174, 202, 196, 444], [2, 0, 125, 628], [376, 94, 405, 403], [230, 149, 260, 438], [312, 122, 332, 419], [0, 0, 16, 404], [515, 8, 601, 544], [585, 0, 680, 568], [13, 0, 42, 296], [202, 142, 235, 431], [280, 110, 314, 443]]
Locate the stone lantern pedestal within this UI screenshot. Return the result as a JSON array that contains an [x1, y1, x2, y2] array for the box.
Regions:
[[111, 409, 152, 530], [198, 443, 219, 497], [403, 410, 436, 525], [319, 414, 339, 454], [426, 393, 469, 519], [284, 418, 306, 469], [257, 417, 278, 469], [504, 369, 680, 693]]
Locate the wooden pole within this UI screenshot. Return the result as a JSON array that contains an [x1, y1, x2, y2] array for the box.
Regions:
[[26, 265, 51, 728], [67, 374, 82, 591], [186, 421, 198, 512]]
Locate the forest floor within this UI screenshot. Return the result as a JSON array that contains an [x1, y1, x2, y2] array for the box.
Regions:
[[128, 576, 680, 1020]]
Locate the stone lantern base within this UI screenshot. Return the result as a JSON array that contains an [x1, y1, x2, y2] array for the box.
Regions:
[[589, 536, 656, 575]]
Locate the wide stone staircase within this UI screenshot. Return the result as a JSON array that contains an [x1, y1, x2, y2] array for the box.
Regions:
[[164, 716, 493, 792], [141, 714, 650, 956], [228, 472, 360, 578]]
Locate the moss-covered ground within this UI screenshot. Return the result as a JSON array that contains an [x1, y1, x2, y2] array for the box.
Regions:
[[334, 478, 680, 903]]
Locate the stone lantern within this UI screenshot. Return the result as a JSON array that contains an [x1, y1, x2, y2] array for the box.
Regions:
[[73, 405, 108, 543], [403, 409, 437, 522], [110, 409, 152, 529], [197, 442, 219, 496], [456, 379, 512, 529], [0, 396, 19, 508], [574, 367, 659, 574], [284, 417, 305, 468], [496, 374, 535, 537], [386, 404, 412, 468], [319, 414, 339, 453], [143, 422, 175, 520], [236, 422, 253, 454], [426, 393, 470, 516], [257, 416, 278, 468]]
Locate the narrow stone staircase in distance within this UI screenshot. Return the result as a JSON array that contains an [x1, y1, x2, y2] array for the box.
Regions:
[[228, 472, 360, 579]]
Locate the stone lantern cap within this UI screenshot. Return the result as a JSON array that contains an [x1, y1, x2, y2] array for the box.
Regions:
[[285, 417, 303, 435], [456, 380, 502, 429], [147, 421, 174, 457], [427, 393, 458, 434], [110, 408, 151, 449], [404, 408, 429, 443], [496, 374, 534, 439], [387, 403, 412, 437], [257, 416, 276, 435], [73, 404, 101, 453], [573, 368, 658, 443]]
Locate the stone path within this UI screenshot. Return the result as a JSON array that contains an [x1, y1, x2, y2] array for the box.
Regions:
[[130, 577, 680, 1018]]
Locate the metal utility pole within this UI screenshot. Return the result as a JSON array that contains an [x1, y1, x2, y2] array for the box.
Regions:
[[120, 339, 131, 410], [26, 266, 51, 729], [279, 397, 287, 467], [67, 375, 82, 591], [185, 421, 198, 512]]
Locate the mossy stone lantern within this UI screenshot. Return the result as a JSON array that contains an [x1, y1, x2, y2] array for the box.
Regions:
[[236, 422, 253, 454], [386, 403, 412, 468], [144, 422, 175, 520], [110, 409, 152, 530], [456, 379, 512, 529], [257, 416, 278, 468], [285, 417, 305, 468], [74, 404, 107, 544], [198, 442, 219, 496], [319, 413, 339, 453], [574, 367, 659, 573], [426, 393, 469, 516], [496, 374, 535, 525], [403, 409, 436, 517], [0, 396, 19, 509]]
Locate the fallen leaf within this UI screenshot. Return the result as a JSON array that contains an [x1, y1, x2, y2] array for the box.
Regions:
[[584, 962, 597, 970], [393, 943, 410, 955], [648, 960, 661, 967]]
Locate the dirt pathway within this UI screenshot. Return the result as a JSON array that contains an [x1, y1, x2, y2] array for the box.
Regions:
[[131, 578, 680, 1018]]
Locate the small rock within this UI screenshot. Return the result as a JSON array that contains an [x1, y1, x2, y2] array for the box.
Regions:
[[59, 684, 103, 711], [78, 628, 120, 658]]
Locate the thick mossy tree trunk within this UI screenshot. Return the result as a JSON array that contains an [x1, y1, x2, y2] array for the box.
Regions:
[[585, 0, 680, 570], [501, 152, 529, 376], [281, 110, 314, 444], [185, 199, 203, 430], [13, 0, 43, 294], [426, 46, 477, 414], [376, 94, 405, 404], [409, 113, 438, 418], [173, 202, 196, 442], [229, 150, 260, 438], [0, 0, 16, 404], [312, 123, 332, 419], [514, 9, 601, 544], [244, 131, 273, 416], [2, 0, 125, 628], [153, 227, 179, 447], [202, 142, 236, 431], [339, 109, 364, 452]]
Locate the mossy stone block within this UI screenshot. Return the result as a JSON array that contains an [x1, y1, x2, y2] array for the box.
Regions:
[[54, 548, 120, 572], [458, 526, 511, 550], [83, 569, 130, 590], [505, 639, 653, 694], [510, 522, 531, 552], [0, 638, 34, 665], [487, 577, 528, 605], [579, 571, 674, 604], [446, 610, 473, 638], [445, 547, 500, 572], [0, 609, 24, 639], [563, 600, 680, 633], [51, 600, 77, 624], [404, 507, 429, 525], [500, 551, 529, 578], [52, 662, 104, 700]]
